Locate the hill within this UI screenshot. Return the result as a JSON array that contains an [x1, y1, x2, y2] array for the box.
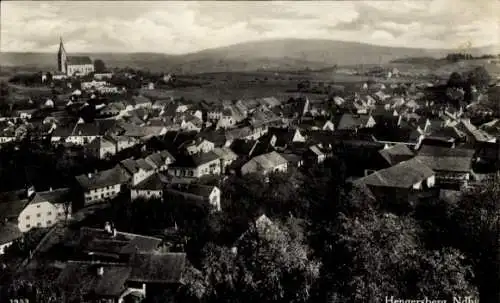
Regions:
[[1, 38, 496, 74]]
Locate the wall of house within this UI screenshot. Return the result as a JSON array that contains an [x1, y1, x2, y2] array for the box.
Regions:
[[67, 135, 98, 146], [209, 188, 221, 212], [84, 184, 122, 205], [67, 64, 94, 76], [292, 130, 306, 143], [0, 241, 14, 255], [196, 160, 221, 177], [131, 189, 163, 200], [18, 201, 69, 232]]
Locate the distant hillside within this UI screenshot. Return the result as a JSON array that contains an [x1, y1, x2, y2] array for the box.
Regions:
[[1, 38, 496, 74]]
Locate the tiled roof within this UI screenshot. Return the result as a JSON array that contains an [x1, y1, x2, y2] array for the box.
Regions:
[[171, 151, 220, 168], [243, 151, 288, 172], [67, 56, 93, 65], [353, 157, 434, 189], [75, 165, 130, 190], [0, 189, 30, 220], [133, 174, 165, 191], [79, 227, 162, 255], [378, 144, 414, 166], [212, 147, 238, 161], [129, 252, 186, 284], [0, 223, 22, 245], [337, 114, 372, 130], [166, 183, 216, 198], [415, 145, 475, 172], [57, 262, 131, 298]]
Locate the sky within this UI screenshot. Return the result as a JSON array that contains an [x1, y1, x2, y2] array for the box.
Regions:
[[1, 0, 499, 54]]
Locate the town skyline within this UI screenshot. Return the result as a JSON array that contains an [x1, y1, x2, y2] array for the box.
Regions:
[[1, 0, 499, 54]]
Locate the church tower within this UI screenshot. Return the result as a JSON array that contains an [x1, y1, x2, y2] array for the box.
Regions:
[[57, 37, 67, 74]]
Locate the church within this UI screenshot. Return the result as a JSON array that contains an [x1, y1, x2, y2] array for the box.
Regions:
[[57, 37, 94, 76]]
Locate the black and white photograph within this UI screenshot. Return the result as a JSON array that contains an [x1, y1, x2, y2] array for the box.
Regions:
[[0, 1, 499, 302]]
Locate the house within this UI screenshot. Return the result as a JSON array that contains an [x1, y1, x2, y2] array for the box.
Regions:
[[378, 144, 415, 166], [0, 187, 71, 233], [181, 138, 215, 155], [165, 183, 221, 212], [132, 95, 153, 109], [0, 223, 22, 255], [85, 137, 117, 159], [145, 150, 175, 172], [180, 115, 203, 132], [225, 125, 268, 146], [16, 109, 37, 120], [352, 157, 436, 204], [94, 72, 114, 80], [120, 158, 156, 186], [131, 174, 165, 200], [106, 134, 139, 152], [299, 118, 335, 132], [168, 151, 222, 179], [75, 165, 131, 206], [303, 144, 328, 166], [212, 147, 239, 171], [81, 80, 107, 91], [457, 118, 496, 144], [267, 128, 306, 149], [56, 252, 186, 303], [336, 113, 376, 131], [241, 151, 288, 175], [101, 102, 127, 116], [75, 225, 163, 261], [415, 145, 475, 188], [52, 123, 101, 145]]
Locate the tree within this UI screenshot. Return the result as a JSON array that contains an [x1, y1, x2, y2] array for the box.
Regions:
[[93, 59, 107, 73], [182, 217, 320, 303], [447, 72, 465, 88], [467, 66, 491, 89], [446, 176, 500, 302]]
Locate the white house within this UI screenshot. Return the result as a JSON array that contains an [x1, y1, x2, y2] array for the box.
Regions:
[[75, 166, 131, 206], [120, 158, 156, 187], [130, 174, 165, 200], [241, 151, 288, 175]]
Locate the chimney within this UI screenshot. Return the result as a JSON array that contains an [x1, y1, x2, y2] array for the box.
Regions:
[[49, 187, 53, 192], [97, 266, 104, 276], [88, 172, 93, 179], [112, 228, 117, 237]]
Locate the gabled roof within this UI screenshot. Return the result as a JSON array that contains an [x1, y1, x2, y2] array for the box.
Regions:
[[242, 151, 288, 172], [0, 223, 22, 245], [415, 145, 475, 172], [76, 165, 130, 190], [166, 183, 217, 199], [78, 227, 162, 255], [378, 144, 415, 166], [57, 262, 130, 299], [129, 252, 186, 284], [171, 151, 220, 168], [337, 114, 373, 130], [67, 56, 92, 65], [353, 157, 434, 189], [212, 146, 238, 161], [132, 174, 165, 191]]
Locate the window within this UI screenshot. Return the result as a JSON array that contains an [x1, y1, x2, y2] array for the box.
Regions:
[[37, 205, 41, 208], [26, 224, 31, 229], [37, 223, 42, 227], [47, 220, 52, 225], [47, 212, 52, 216], [26, 215, 30, 220], [37, 213, 41, 218]]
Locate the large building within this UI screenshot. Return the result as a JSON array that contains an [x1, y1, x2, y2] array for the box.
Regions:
[[57, 37, 94, 76]]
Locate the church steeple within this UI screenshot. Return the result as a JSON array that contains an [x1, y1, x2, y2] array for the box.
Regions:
[[57, 36, 67, 74]]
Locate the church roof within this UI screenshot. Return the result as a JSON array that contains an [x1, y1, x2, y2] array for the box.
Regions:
[[67, 56, 93, 65]]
